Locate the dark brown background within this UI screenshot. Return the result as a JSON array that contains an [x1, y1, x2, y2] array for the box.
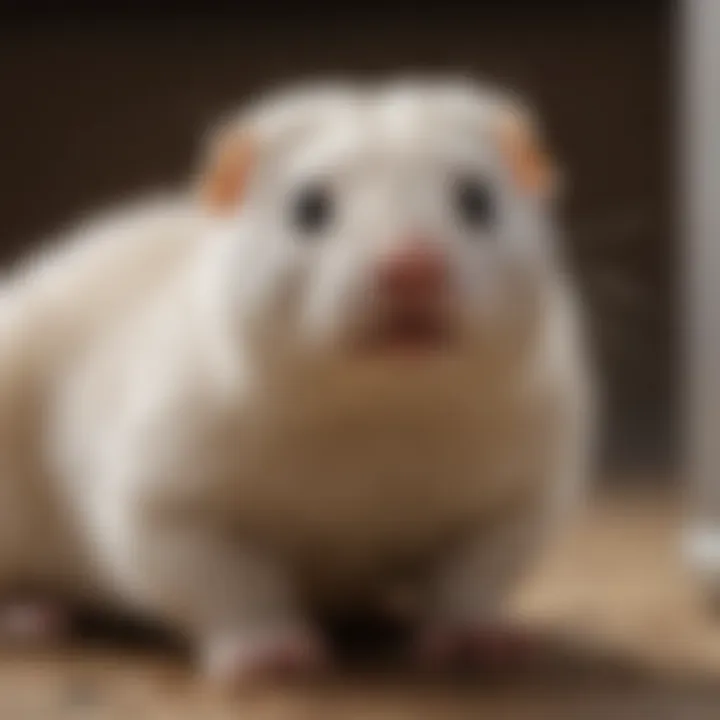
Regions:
[[0, 2, 674, 480]]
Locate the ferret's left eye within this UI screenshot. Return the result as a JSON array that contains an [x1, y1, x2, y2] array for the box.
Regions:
[[453, 176, 495, 232], [290, 183, 333, 237]]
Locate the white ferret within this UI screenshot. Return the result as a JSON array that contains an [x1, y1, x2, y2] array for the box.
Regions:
[[0, 78, 594, 682]]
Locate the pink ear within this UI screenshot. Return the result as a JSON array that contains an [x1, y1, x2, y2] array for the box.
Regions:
[[198, 127, 255, 214], [495, 110, 557, 199]]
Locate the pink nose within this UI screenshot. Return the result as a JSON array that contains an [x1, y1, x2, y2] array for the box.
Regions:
[[377, 240, 448, 303]]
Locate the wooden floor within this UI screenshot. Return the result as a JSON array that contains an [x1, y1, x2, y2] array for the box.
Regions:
[[1, 488, 720, 719]]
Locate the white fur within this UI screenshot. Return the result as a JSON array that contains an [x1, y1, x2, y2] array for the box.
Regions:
[[0, 80, 594, 675]]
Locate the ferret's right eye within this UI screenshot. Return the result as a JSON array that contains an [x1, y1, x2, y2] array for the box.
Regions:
[[290, 183, 333, 237]]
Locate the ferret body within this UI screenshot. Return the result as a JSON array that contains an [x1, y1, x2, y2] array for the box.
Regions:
[[0, 79, 593, 680], [0, 198, 218, 619]]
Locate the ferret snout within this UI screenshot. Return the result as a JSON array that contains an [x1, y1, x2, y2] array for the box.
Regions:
[[361, 238, 454, 351], [376, 238, 448, 308]]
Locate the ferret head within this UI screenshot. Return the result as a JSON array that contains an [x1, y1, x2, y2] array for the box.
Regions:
[[196, 78, 564, 385]]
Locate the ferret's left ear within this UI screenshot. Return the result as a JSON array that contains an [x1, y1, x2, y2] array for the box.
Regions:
[[196, 120, 255, 215], [493, 104, 562, 202]]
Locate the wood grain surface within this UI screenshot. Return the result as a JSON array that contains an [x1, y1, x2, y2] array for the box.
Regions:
[[0, 488, 717, 719]]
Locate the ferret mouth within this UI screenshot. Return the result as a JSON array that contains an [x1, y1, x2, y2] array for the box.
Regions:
[[359, 307, 456, 355]]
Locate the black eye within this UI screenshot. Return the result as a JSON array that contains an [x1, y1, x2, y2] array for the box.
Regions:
[[291, 183, 333, 236], [454, 176, 495, 230]]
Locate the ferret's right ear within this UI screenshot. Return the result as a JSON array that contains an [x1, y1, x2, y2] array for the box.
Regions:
[[491, 100, 561, 202], [196, 121, 255, 215]]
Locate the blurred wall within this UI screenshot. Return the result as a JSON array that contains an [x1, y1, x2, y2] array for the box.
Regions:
[[0, 3, 673, 479]]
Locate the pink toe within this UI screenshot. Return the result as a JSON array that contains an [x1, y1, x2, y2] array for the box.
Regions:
[[205, 629, 328, 686], [0, 600, 69, 645], [413, 623, 536, 670]]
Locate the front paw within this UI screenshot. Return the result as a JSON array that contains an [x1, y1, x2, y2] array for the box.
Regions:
[[410, 621, 537, 673], [201, 624, 329, 688], [0, 598, 70, 647]]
